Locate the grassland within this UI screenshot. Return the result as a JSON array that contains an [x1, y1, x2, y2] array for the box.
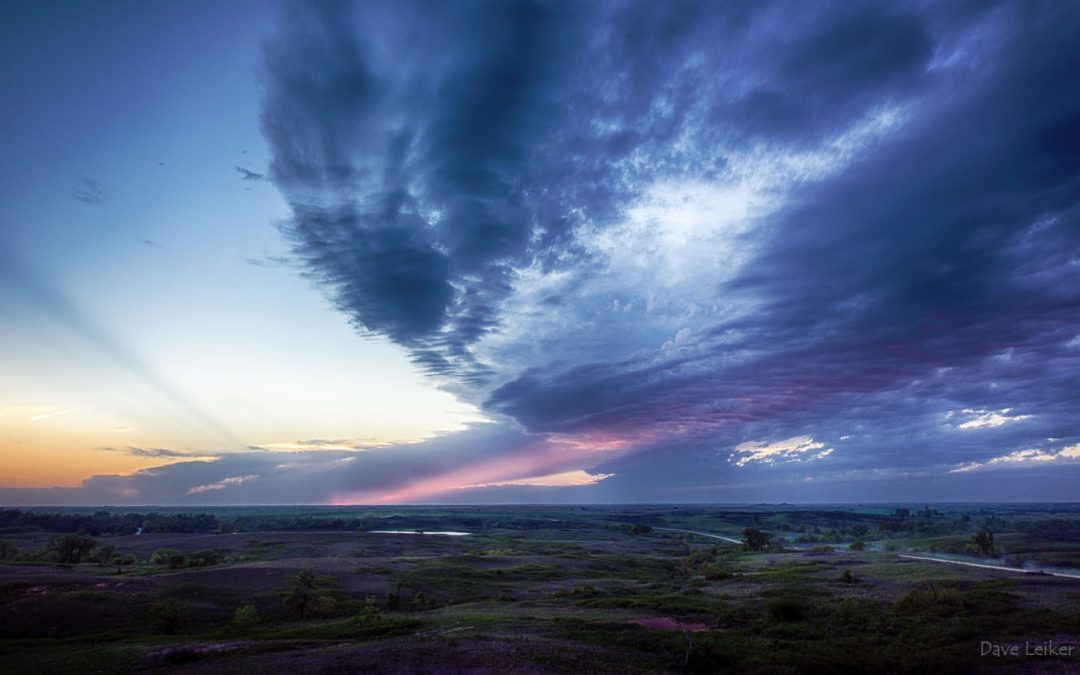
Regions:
[[1, 504, 1078, 673]]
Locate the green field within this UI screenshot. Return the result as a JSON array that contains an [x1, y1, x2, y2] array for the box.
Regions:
[[1, 504, 1078, 673]]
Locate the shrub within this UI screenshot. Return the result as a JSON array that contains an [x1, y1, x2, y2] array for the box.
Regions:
[[94, 544, 117, 564], [109, 553, 137, 568], [895, 583, 965, 616], [233, 604, 262, 629], [352, 599, 382, 626], [849, 540, 866, 551], [188, 549, 224, 567], [149, 548, 186, 569], [0, 541, 21, 561], [384, 592, 399, 610], [838, 570, 859, 583], [765, 596, 808, 623], [703, 562, 734, 580], [149, 600, 189, 633], [315, 595, 339, 617]]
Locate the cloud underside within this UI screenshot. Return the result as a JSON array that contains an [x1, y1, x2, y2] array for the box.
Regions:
[[729, 436, 833, 468], [461, 469, 615, 489], [952, 408, 1032, 430], [8, 1, 1080, 505], [951, 443, 1080, 474]]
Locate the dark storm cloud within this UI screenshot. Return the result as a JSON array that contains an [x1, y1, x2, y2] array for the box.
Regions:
[[724, 4, 933, 142], [258, 0, 750, 378], [253, 0, 1080, 500], [259, 0, 590, 372], [486, 4, 1080, 463]]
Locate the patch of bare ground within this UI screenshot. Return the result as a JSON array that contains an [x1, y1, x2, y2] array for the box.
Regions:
[[704, 580, 761, 599], [992, 576, 1080, 611], [629, 617, 709, 632], [139, 641, 258, 669]]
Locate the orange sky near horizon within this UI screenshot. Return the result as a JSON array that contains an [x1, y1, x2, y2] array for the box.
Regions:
[[0, 440, 182, 488]]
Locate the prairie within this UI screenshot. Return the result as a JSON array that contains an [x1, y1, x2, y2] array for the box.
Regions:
[[1, 504, 1078, 673]]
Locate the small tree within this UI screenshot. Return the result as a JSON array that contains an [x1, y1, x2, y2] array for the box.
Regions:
[[109, 553, 137, 574], [742, 527, 770, 551], [283, 567, 319, 619], [49, 534, 97, 564], [971, 528, 995, 557], [281, 566, 338, 619]]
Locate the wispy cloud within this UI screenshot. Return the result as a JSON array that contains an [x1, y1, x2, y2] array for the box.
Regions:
[[234, 166, 267, 181], [30, 407, 75, 421], [244, 255, 291, 268], [98, 446, 219, 460], [0, 405, 71, 420]]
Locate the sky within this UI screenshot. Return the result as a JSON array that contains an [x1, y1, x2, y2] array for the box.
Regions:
[[1, 0, 1079, 505]]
